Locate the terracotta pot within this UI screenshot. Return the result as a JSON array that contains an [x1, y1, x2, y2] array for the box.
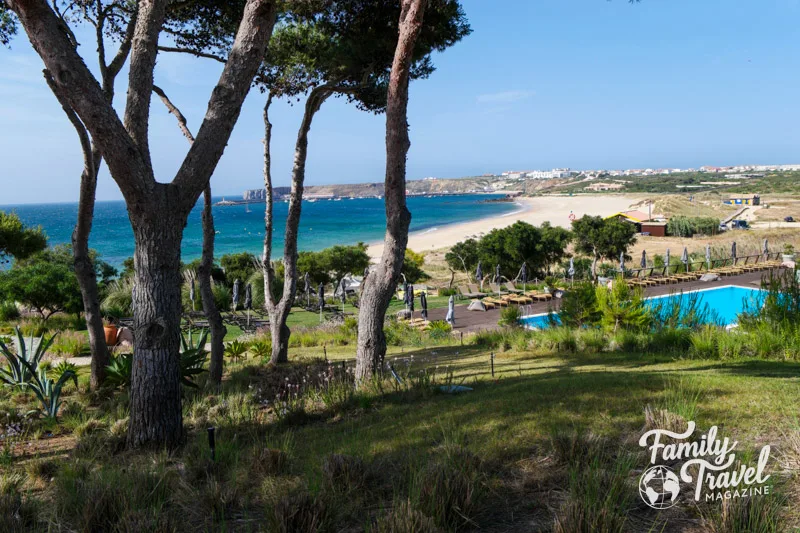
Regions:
[[104, 325, 118, 346]]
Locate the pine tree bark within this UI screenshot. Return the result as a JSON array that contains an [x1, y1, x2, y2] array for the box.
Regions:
[[355, 0, 428, 382], [262, 88, 331, 365]]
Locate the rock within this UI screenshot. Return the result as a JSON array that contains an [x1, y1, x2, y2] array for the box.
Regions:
[[699, 273, 720, 282], [396, 309, 411, 320]]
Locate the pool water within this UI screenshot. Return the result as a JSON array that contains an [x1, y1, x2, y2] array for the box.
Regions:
[[521, 285, 765, 329]]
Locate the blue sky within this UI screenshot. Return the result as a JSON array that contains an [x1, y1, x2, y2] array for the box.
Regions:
[[1, 0, 800, 204]]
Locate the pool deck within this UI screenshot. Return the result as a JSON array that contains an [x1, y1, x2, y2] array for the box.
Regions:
[[423, 269, 777, 334]]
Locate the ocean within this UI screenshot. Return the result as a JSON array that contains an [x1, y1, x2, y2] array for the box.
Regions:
[[2, 194, 517, 268]]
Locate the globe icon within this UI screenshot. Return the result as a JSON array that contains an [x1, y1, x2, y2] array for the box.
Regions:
[[639, 465, 680, 509]]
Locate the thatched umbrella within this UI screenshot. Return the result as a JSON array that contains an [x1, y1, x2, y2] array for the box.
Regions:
[[318, 282, 325, 322], [681, 247, 689, 273], [475, 262, 483, 290], [244, 283, 253, 328], [706, 244, 712, 270], [762, 238, 769, 260], [640, 250, 647, 269], [520, 262, 528, 292], [731, 241, 737, 265]]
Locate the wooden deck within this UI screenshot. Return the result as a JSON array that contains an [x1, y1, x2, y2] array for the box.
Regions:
[[422, 268, 780, 334]]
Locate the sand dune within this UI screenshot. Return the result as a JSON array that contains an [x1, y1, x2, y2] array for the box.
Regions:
[[367, 194, 639, 260]]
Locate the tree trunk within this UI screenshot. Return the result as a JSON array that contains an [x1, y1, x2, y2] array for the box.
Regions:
[[128, 205, 185, 449], [73, 147, 111, 391], [152, 85, 225, 389], [44, 72, 111, 391], [200, 186, 226, 388], [262, 89, 331, 365], [355, 0, 427, 383]]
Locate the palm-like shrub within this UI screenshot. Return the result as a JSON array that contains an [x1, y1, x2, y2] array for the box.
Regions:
[[105, 352, 133, 389], [0, 327, 57, 388], [498, 305, 522, 327], [224, 340, 249, 362], [101, 278, 133, 317], [249, 339, 272, 361]]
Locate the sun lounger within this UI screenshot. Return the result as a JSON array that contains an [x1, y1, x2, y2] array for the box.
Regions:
[[458, 285, 483, 299], [503, 294, 532, 305], [525, 291, 553, 301], [484, 297, 509, 307], [504, 282, 523, 294], [468, 284, 487, 297], [488, 283, 509, 295]]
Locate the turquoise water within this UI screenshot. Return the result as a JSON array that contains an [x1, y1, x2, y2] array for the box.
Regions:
[[2, 194, 518, 268], [521, 285, 765, 329]]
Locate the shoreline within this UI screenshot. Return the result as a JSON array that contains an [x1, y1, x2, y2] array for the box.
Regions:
[[367, 194, 639, 260]]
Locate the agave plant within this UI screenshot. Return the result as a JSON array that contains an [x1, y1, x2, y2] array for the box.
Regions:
[[105, 352, 133, 389], [53, 360, 79, 389], [180, 329, 209, 389], [0, 326, 58, 389], [224, 339, 249, 362], [17, 359, 75, 420]]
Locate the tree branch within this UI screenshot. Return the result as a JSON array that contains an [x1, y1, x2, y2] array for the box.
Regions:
[[153, 84, 195, 142], [7, 0, 152, 200], [123, 0, 168, 171], [157, 45, 225, 63], [172, 0, 277, 212]]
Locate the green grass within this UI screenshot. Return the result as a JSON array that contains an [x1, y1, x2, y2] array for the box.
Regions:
[[3, 337, 799, 530]]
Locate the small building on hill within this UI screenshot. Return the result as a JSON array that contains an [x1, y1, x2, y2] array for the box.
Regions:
[[724, 194, 760, 206], [606, 210, 667, 236]]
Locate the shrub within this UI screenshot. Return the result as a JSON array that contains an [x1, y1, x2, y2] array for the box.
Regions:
[[0, 301, 19, 322], [700, 487, 787, 533], [438, 287, 457, 297], [426, 320, 452, 342], [321, 454, 368, 493], [540, 327, 578, 353], [51, 331, 90, 357], [689, 326, 719, 359], [414, 456, 481, 530], [105, 353, 133, 389], [596, 279, 649, 332], [559, 282, 600, 327], [498, 305, 522, 327], [578, 329, 607, 354], [0, 326, 58, 388]]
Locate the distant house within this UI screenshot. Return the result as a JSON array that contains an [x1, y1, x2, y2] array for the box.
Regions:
[[606, 210, 667, 236], [724, 194, 760, 206], [584, 182, 623, 191]]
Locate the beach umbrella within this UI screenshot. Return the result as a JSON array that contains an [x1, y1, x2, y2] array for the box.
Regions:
[[244, 283, 252, 310], [520, 262, 528, 292], [640, 250, 647, 269], [681, 247, 689, 273], [665, 248, 671, 275], [445, 295, 455, 326], [402, 278, 410, 309], [408, 284, 415, 314], [568, 257, 575, 280], [232, 279, 241, 311], [706, 244, 712, 270], [619, 251, 625, 274], [731, 241, 737, 264], [189, 278, 196, 311], [494, 264, 501, 283], [420, 291, 428, 321], [304, 272, 311, 308], [475, 261, 483, 288], [318, 282, 325, 321], [244, 283, 253, 328], [763, 238, 769, 260]]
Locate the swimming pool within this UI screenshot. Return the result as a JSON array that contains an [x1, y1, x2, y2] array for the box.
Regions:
[[520, 285, 765, 329]]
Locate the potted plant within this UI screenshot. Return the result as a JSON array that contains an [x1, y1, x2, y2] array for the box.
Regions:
[[103, 318, 118, 347], [783, 244, 796, 263]]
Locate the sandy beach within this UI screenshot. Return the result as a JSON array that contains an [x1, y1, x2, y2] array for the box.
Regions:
[[368, 194, 639, 259]]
